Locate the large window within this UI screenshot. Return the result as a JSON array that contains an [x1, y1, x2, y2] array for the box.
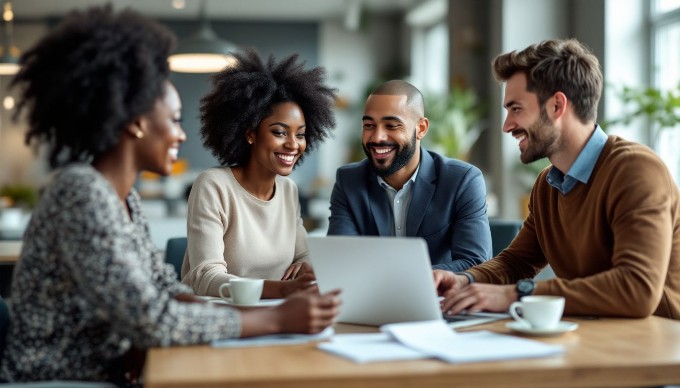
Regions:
[[652, 0, 680, 183]]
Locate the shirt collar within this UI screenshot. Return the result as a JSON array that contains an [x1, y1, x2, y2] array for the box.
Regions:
[[547, 124, 607, 187], [378, 164, 420, 191], [565, 124, 608, 184]]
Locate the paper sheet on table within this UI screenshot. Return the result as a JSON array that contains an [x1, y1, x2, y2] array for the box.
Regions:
[[212, 327, 334, 348], [383, 320, 563, 363], [317, 333, 431, 363], [318, 320, 563, 364]]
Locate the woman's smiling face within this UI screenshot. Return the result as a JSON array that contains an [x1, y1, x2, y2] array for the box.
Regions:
[[246, 101, 307, 177]]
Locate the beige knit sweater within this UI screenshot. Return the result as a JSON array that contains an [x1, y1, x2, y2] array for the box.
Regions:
[[181, 167, 308, 296]]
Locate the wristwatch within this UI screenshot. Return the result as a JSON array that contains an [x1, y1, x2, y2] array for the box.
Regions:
[[515, 279, 535, 300]]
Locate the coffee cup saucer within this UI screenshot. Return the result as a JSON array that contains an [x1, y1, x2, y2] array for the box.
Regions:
[[206, 297, 284, 307], [505, 321, 579, 336]]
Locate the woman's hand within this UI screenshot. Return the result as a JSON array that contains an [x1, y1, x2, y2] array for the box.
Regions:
[[280, 273, 318, 297], [239, 289, 342, 336], [264, 273, 318, 298], [173, 293, 206, 304], [282, 261, 314, 280]]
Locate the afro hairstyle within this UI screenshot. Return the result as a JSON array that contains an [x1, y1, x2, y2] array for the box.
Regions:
[[200, 48, 337, 166], [12, 4, 176, 168]]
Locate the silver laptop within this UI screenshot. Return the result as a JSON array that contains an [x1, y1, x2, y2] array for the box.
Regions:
[[308, 235, 508, 327]]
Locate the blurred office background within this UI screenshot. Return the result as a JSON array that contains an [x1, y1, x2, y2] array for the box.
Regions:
[[0, 0, 678, 247]]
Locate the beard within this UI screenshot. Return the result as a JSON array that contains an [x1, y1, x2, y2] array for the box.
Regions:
[[519, 107, 559, 164], [363, 130, 417, 177]]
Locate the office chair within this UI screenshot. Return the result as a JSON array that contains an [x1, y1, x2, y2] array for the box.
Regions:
[[0, 296, 9, 364], [164, 237, 187, 281], [489, 219, 523, 257]]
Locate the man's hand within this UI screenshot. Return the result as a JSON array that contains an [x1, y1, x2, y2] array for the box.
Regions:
[[282, 261, 314, 280], [440, 283, 517, 315], [433, 269, 469, 298]]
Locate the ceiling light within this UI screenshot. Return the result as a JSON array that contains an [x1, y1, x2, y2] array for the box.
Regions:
[[0, 0, 19, 75], [3, 95, 13, 110], [168, 0, 237, 73]]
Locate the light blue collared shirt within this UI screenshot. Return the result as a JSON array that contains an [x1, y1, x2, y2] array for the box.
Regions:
[[378, 165, 420, 236], [546, 125, 608, 195]]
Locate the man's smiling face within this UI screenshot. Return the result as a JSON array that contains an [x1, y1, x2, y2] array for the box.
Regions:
[[361, 94, 418, 177]]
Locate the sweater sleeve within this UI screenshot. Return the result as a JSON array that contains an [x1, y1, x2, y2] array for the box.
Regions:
[[183, 171, 237, 297], [534, 152, 674, 318], [467, 178, 548, 283], [55, 174, 241, 347]]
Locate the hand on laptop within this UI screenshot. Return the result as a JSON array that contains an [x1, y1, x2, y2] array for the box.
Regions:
[[433, 270, 469, 296], [437, 276, 516, 316]]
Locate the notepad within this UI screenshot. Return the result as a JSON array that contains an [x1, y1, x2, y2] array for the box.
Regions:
[[318, 320, 563, 363], [212, 327, 334, 348]]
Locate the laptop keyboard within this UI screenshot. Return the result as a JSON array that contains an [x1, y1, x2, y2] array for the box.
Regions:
[[442, 312, 510, 329]]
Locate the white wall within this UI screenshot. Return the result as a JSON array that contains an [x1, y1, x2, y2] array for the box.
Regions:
[[492, 0, 569, 220], [603, 0, 647, 143]]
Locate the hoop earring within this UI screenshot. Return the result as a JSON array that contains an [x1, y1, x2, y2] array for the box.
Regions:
[[247, 139, 254, 145]]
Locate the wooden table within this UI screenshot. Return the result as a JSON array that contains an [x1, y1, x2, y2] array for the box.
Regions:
[[0, 240, 21, 264], [145, 316, 680, 388]]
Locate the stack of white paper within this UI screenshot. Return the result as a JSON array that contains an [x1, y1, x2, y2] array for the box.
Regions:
[[318, 320, 563, 363]]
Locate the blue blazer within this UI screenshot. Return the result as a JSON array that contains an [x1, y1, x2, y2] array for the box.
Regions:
[[327, 149, 492, 271]]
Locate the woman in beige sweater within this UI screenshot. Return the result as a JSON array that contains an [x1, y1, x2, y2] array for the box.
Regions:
[[182, 49, 336, 298]]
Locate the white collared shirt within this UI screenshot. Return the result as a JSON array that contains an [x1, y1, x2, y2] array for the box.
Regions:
[[377, 165, 420, 236]]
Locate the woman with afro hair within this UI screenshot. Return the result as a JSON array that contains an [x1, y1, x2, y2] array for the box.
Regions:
[[181, 49, 337, 299], [0, 6, 339, 385]]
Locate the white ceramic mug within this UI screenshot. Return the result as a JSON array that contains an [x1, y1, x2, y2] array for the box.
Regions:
[[219, 278, 264, 305], [509, 295, 565, 329]]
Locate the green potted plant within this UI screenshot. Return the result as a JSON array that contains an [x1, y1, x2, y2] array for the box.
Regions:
[[602, 83, 680, 131], [422, 86, 486, 160], [0, 184, 38, 210]]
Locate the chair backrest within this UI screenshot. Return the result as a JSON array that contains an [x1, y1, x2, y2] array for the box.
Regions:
[[0, 296, 10, 363], [489, 219, 522, 257], [165, 237, 187, 281]]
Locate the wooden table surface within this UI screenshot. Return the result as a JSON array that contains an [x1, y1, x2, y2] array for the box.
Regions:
[[145, 316, 680, 388], [0, 240, 21, 264]]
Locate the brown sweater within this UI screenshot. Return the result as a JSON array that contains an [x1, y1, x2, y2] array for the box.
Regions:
[[469, 136, 680, 319]]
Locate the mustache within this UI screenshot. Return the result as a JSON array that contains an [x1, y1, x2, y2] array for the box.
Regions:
[[365, 142, 398, 148]]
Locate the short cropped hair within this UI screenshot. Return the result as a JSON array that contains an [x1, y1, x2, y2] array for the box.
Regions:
[[12, 5, 176, 168], [200, 49, 337, 166], [370, 79, 425, 117], [492, 39, 602, 123]]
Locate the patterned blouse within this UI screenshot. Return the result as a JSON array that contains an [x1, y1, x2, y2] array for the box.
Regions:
[[0, 164, 241, 383]]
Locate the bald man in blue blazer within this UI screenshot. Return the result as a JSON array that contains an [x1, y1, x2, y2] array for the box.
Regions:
[[327, 80, 492, 272]]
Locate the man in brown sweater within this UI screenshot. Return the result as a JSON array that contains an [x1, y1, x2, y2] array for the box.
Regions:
[[436, 38, 680, 319]]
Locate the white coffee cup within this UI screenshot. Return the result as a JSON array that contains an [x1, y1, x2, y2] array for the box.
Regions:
[[219, 278, 264, 305], [509, 295, 565, 329]]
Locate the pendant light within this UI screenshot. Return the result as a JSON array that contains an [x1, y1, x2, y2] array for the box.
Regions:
[[0, 0, 19, 75], [168, 0, 238, 73]]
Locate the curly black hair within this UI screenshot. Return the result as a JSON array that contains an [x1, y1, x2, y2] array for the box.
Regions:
[[12, 4, 176, 168], [200, 48, 337, 166]]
